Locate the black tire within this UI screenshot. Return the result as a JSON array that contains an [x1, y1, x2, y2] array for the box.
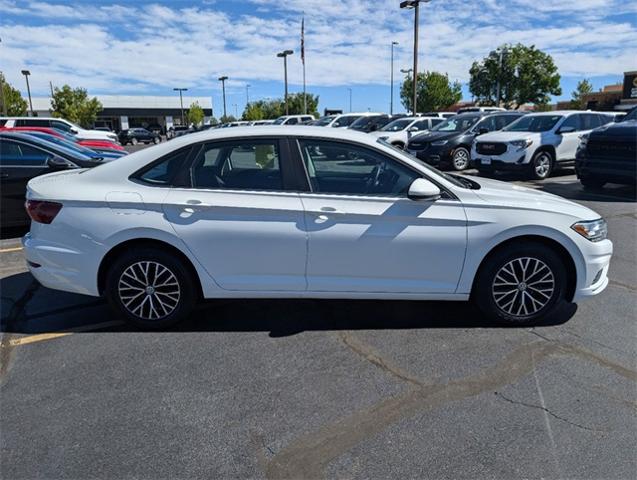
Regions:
[[529, 150, 553, 180], [105, 247, 197, 329], [580, 176, 605, 190], [392, 141, 405, 150], [153, 136, 160, 144], [472, 241, 567, 326], [451, 147, 471, 171]]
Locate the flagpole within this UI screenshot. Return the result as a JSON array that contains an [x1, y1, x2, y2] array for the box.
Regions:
[[302, 16, 307, 114]]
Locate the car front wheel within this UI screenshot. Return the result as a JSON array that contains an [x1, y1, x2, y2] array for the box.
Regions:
[[131, 137, 138, 145], [451, 147, 470, 171], [153, 137, 160, 144], [473, 242, 567, 325], [105, 247, 196, 329], [529, 151, 553, 180]]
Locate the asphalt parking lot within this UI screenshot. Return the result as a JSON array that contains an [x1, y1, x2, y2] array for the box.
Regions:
[[1, 168, 635, 479]]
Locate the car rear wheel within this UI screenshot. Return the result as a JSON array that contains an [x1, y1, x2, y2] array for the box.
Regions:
[[451, 147, 470, 171], [473, 242, 567, 325], [529, 151, 553, 180], [131, 137, 138, 145], [153, 136, 160, 144], [105, 247, 196, 329]]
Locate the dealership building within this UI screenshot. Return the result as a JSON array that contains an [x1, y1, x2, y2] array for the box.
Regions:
[[30, 95, 214, 132]]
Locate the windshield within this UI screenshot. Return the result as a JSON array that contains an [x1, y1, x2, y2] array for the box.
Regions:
[[624, 108, 637, 121], [273, 117, 287, 125], [29, 133, 96, 155], [349, 116, 375, 129], [432, 116, 480, 133], [333, 115, 360, 127], [314, 115, 336, 126], [380, 118, 412, 132], [503, 115, 562, 132]]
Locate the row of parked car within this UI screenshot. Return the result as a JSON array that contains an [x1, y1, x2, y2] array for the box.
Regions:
[[299, 108, 634, 187], [0, 117, 129, 228]]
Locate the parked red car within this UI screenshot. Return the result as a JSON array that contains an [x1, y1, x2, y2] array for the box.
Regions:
[[0, 126, 125, 151]]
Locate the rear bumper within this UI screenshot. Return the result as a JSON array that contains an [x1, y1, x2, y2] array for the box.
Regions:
[[22, 233, 101, 297]]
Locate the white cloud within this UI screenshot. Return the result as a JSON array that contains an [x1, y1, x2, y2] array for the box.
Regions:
[[0, 0, 634, 97]]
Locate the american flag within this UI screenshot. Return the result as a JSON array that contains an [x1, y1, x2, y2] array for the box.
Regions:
[[301, 17, 305, 65]]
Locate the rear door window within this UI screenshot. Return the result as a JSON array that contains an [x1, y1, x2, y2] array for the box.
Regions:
[[0, 141, 50, 166], [191, 139, 284, 191]]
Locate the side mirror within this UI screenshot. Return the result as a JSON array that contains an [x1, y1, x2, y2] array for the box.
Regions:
[[558, 126, 576, 134], [408, 126, 419, 132], [47, 156, 74, 169], [408, 178, 441, 201], [478, 127, 489, 135]]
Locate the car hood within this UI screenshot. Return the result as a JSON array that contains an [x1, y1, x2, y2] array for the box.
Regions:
[[476, 131, 537, 143], [409, 130, 462, 144], [469, 175, 600, 220]]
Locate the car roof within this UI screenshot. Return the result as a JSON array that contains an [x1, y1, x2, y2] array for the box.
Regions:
[[0, 131, 90, 158]]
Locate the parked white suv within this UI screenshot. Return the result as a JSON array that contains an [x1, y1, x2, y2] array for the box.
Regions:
[[370, 116, 444, 148], [273, 115, 315, 125], [0, 117, 119, 142], [472, 111, 615, 179]]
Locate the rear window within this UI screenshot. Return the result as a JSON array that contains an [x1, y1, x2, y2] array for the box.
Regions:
[[0, 119, 7, 126]]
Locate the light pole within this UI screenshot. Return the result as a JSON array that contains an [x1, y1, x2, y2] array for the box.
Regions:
[[218, 76, 228, 119], [173, 87, 187, 126], [390, 41, 398, 115], [400, 0, 430, 115], [276, 50, 293, 115], [347, 88, 352, 112], [246, 84, 251, 105], [233, 103, 238, 118], [21, 69, 33, 116]]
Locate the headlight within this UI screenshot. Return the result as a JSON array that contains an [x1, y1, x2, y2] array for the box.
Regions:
[[108, 134, 118, 141], [431, 140, 447, 146], [571, 219, 607, 242], [510, 139, 533, 150], [378, 136, 389, 141]]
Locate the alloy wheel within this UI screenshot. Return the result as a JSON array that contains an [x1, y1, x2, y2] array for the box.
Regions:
[[534, 153, 551, 178], [453, 149, 469, 170], [491, 257, 555, 317], [118, 261, 181, 320]]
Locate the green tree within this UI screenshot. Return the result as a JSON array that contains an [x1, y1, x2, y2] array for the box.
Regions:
[[285, 92, 319, 116], [469, 44, 561, 108], [219, 114, 237, 123], [242, 102, 265, 121], [0, 73, 28, 116], [570, 79, 594, 110], [50, 85, 103, 128], [186, 101, 204, 126], [400, 71, 462, 113]]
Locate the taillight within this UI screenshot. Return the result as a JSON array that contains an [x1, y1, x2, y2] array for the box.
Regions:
[[25, 200, 63, 224]]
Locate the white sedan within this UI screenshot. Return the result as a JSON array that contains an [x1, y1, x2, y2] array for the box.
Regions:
[[23, 126, 612, 328]]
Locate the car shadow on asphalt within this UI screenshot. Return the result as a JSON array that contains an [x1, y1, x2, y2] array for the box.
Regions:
[[1, 272, 577, 337]]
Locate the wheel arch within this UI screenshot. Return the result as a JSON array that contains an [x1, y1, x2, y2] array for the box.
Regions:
[[470, 234, 578, 301], [533, 144, 556, 160], [97, 238, 204, 299]]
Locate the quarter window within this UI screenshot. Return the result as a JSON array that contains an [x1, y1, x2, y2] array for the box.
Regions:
[[560, 115, 580, 131], [298, 139, 420, 196], [137, 147, 192, 185], [191, 140, 283, 191]]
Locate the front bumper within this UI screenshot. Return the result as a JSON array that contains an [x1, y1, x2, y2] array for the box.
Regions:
[[408, 145, 454, 167], [472, 147, 532, 170], [572, 238, 613, 301]]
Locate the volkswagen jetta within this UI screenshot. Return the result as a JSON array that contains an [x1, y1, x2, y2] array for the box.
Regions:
[[23, 127, 612, 328]]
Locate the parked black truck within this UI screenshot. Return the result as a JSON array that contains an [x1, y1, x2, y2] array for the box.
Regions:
[[575, 107, 637, 189]]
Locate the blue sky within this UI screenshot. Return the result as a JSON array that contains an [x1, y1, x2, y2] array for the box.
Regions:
[[1, 0, 635, 116]]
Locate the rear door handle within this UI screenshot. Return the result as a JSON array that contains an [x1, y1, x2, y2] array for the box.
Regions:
[[317, 206, 345, 215]]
